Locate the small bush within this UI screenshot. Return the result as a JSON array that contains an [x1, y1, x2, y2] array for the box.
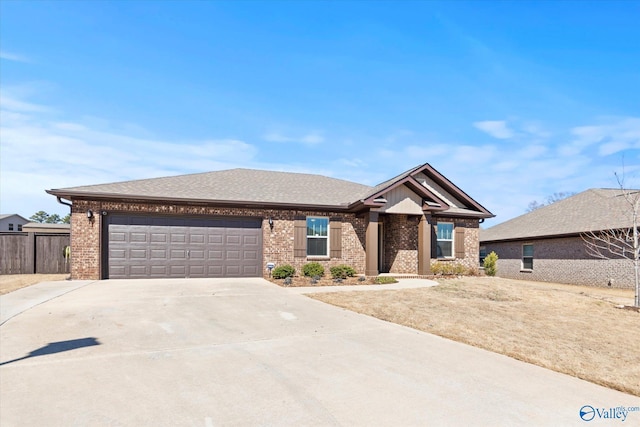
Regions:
[[431, 261, 467, 276], [357, 276, 367, 282], [272, 264, 295, 279], [483, 251, 499, 276], [375, 276, 398, 284], [283, 277, 293, 286], [303, 262, 325, 277], [330, 264, 356, 279]]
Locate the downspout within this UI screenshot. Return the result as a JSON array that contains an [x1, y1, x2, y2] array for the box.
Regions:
[[56, 196, 72, 210], [56, 197, 73, 277]]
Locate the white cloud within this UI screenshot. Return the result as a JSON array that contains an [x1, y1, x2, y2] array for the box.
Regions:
[[563, 117, 640, 157], [0, 51, 30, 62], [0, 90, 260, 216], [473, 120, 514, 139], [263, 131, 324, 145]]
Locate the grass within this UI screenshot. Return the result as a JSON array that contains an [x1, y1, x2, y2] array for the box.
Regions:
[[309, 276, 640, 397], [0, 274, 69, 295]]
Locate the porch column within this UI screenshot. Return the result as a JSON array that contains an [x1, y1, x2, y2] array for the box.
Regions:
[[418, 213, 431, 275], [365, 211, 379, 276]]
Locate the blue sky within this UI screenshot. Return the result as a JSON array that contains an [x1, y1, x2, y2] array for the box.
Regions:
[[1, 0, 639, 227]]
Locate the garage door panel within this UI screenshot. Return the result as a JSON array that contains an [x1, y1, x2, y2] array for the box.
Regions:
[[110, 232, 126, 242], [171, 233, 187, 243], [244, 251, 258, 260], [190, 234, 205, 244], [110, 249, 126, 259], [130, 265, 149, 276], [150, 233, 167, 243], [150, 249, 167, 260], [107, 215, 262, 279], [150, 265, 167, 275], [130, 249, 148, 259]]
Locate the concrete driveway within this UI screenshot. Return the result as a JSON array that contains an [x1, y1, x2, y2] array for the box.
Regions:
[[1, 278, 637, 426]]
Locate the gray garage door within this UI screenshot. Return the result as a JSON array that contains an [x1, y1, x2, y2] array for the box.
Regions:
[[106, 215, 262, 279]]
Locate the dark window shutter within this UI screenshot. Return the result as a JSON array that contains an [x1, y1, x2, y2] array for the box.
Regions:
[[455, 227, 465, 258], [431, 224, 438, 258], [294, 219, 307, 257], [330, 220, 342, 258]]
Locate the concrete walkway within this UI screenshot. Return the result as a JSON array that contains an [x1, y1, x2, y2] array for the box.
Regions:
[[0, 279, 96, 325], [1, 278, 638, 426]]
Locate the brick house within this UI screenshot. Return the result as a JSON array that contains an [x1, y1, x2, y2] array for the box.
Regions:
[[47, 163, 493, 280], [480, 189, 638, 289]]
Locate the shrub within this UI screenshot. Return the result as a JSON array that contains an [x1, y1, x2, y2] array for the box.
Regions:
[[303, 262, 325, 277], [357, 276, 367, 282], [431, 261, 467, 276], [375, 276, 398, 284], [283, 277, 293, 286], [272, 264, 295, 279], [483, 251, 499, 276], [330, 264, 356, 279]]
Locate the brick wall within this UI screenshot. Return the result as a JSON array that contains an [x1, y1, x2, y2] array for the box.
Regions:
[[69, 199, 482, 280], [70, 200, 102, 280], [69, 199, 367, 280], [384, 214, 419, 273], [484, 236, 635, 289], [433, 216, 481, 271], [380, 215, 480, 274]]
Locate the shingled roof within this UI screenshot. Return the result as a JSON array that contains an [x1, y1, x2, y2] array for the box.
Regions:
[[47, 164, 493, 216], [48, 169, 372, 207], [480, 189, 640, 242]]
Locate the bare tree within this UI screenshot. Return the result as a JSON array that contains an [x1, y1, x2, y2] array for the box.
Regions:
[[581, 174, 640, 307], [526, 192, 576, 212]]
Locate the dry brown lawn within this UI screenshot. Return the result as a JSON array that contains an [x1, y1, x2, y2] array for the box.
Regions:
[[0, 274, 69, 295], [309, 276, 640, 396]]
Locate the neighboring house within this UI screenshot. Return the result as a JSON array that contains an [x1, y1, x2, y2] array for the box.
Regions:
[[0, 214, 29, 232], [22, 222, 71, 234], [480, 188, 638, 289], [47, 163, 493, 280]]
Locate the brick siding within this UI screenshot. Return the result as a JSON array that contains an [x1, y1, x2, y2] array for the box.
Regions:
[[483, 236, 635, 289], [69, 199, 481, 280], [70, 200, 368, 280]]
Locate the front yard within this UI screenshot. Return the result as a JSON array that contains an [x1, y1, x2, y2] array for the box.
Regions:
[[309, 276, 640, 397]]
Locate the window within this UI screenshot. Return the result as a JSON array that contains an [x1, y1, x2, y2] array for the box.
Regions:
[[479, 246, 487, 266], [8, 223, 13, 231], [437, 223, 454, 258], [17, 224, 22, 231], [522, 244, 534, 270], [306, 217, 329, 257]]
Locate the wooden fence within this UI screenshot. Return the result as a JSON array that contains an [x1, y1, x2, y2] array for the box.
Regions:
[[0, 232, 71, 275]]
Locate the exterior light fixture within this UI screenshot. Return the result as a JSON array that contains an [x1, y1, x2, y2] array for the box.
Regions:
[[268, 217, 274, 229], [87, 209, 94, 219]]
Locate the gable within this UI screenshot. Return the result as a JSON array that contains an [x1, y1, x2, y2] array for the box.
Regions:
[[413, 173, 465, 208], [376, 185, 424, 215]]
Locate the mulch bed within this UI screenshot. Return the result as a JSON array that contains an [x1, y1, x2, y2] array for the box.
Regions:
[[269, 276, 388, 288]]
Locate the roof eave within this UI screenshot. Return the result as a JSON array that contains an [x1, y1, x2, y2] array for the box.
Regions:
[[46, 190, 353, 212]]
